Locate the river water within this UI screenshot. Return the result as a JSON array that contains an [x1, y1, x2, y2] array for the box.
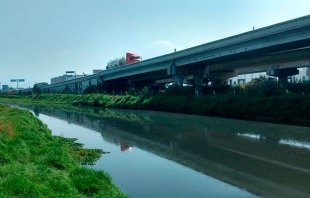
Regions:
[[8, 103, 310, 198]]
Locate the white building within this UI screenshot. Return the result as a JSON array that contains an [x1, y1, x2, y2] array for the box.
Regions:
[[229, 67, 310, 85], [51, 74, 87, 84]]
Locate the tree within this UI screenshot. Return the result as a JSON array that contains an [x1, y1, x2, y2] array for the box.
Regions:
[[33, 82, 48, 94], [245, 76, 267, 94]]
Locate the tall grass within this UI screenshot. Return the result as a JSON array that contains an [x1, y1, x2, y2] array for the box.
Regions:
[[0, 104, 129, 197], [1, 93, 310, 126]]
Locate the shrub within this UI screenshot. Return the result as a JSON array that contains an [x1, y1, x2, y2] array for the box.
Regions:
[[284, 81, 310, 94], [83, 85, 97, 94], [232, 84, 246, 94], [261, 80, 285, 96], [245, 76, 268, 94]]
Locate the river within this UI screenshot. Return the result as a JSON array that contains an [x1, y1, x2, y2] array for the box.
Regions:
[[8, 103, 310, 198]]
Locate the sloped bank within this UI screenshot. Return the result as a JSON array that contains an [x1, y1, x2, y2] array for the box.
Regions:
[[0, 104, 129, 198], [1, 93, 310, 127]]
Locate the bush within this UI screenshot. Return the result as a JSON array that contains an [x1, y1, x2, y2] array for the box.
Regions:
[[232, 84, 246, 94], [83, 85, 97, 94], [284, 81, 310, 94], [261, 80, 285, 96], [245, 76, 283, 95], [245, 76, 268, 94]]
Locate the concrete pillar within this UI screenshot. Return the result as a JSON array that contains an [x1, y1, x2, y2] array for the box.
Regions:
[[174, 75, 183, 86], [167, 61, 176, 75], [194, 75, 203, 96], [168, 61, 182, 86], [73, 83, 76, 93], [266, 68, 299, 84], [79, 82, 82, 93]]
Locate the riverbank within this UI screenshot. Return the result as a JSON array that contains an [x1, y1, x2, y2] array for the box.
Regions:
[[1, 93, 310, 126], [0, 104, 129, 197]]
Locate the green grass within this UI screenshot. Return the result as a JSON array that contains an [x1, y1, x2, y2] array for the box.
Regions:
[[1, 93, 310, 126], [0, 104, 129, 198]]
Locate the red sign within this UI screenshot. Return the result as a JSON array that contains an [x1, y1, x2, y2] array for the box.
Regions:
[[93, 69, 103, 74]]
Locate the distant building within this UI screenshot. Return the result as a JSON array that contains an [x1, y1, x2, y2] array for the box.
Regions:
[[51, 74, 86, 84], [2, 85, 9, 91], [50, 73, 98, 93], [229, 67, 310, 85]]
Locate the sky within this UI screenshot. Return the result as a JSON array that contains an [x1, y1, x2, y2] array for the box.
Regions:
[[1, 0, 310, 89]]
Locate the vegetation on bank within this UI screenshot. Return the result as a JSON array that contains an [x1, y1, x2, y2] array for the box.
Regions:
[[1, 76, 310, 126], [0, 104, 129, 198], [1, 91, 310, 127]]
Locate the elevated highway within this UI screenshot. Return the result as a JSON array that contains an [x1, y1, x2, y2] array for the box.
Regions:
[[21, 14, 310, 95]]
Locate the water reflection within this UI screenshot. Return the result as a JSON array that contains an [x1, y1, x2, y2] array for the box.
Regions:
[[11, 104, 310, 197], [120, 142, 132, 151]]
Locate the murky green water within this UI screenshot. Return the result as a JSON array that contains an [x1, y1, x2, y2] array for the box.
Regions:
[[9, 103, 310, 198]]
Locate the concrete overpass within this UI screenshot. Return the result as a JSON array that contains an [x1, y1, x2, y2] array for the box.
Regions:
[[20, 14, 310, 95]]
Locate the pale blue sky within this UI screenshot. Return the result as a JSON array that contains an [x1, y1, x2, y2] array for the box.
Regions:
[[1, 0, 310, 88]]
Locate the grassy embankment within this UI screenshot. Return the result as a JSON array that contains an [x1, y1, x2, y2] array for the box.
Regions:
[[0, 104, 129, 198], [1, 93, 310, 126]]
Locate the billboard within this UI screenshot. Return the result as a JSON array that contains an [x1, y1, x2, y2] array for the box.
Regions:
[[10, 79, 25, 82]]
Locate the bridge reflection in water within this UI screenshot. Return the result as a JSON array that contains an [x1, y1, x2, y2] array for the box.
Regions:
[[16, 104, 310, 198]]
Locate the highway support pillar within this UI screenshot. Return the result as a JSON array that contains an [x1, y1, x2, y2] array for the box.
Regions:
[[266, 68, 299, 84], [194, 75, 203, 96], [65, 85, 69, 93], [168, 61, 183, 86], [78, 82, 82, 93], [174, 75, 183, 86], [167, 61, 209, 90], [74, 82, 78, 93]]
